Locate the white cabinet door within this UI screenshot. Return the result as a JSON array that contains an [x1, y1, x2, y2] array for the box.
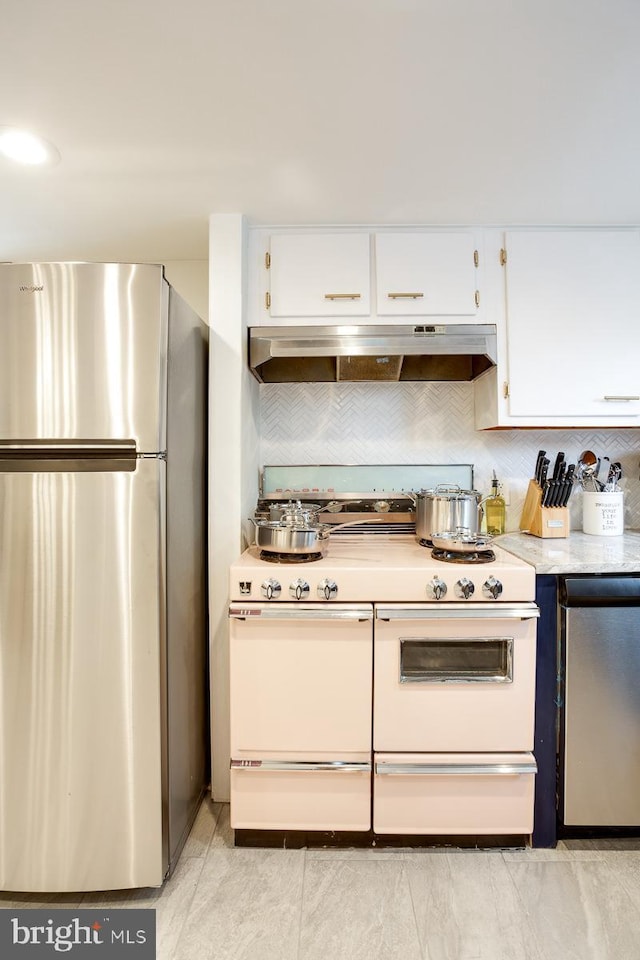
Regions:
[[504, 230, 640, 418], [268, 233, 370, 317], [375, 232, 479, 317]]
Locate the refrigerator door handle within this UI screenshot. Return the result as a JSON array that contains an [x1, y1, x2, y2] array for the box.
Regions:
[[0, 439, 138, 472]]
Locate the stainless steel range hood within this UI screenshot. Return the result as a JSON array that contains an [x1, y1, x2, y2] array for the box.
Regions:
[[249, 324, 497, 383]]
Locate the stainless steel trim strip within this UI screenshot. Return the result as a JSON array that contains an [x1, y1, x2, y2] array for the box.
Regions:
[[376, 604, 539, 621], [0, 440, 138, 452], [375, 761, 538, 776], [229, 606, 373, 621], [0, 440, 139, 473], [231, 760, 371, 773]]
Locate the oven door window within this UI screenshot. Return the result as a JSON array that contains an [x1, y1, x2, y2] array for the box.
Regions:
[[399, 636, 514, 683]]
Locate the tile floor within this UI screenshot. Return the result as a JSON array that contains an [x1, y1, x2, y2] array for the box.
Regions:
[[2, 798, 640, 960]]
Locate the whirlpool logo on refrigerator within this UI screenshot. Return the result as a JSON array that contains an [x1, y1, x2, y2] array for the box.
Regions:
[[0, 910, 155, 958]]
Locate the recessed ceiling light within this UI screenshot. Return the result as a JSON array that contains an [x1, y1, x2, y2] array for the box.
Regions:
[[0, 127, 60, 165]]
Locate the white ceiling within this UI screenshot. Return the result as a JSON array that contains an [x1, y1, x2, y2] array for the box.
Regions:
[[2, 0, 639, 263]]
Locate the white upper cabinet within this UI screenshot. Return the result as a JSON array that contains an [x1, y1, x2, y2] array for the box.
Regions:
[[475, 229, 640, 428], [375, 232, 479, 317], [268, 233, 370, 318], [505, 230, 640, 418]]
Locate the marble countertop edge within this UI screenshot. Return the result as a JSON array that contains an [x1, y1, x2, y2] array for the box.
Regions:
[[496, 530, 640, 574]]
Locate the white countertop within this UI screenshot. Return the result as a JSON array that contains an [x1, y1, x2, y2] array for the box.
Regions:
[[496, 530, 640, 574]]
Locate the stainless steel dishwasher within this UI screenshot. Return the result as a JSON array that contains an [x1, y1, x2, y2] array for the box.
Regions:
[[560, 575, 640, 826]]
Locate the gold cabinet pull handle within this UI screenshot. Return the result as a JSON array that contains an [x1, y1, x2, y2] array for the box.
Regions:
[[324, 293, 361, 300], [387, 292, 424, 300]]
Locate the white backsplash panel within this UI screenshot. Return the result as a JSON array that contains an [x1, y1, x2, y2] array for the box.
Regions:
[[259, 382, 640, 532]]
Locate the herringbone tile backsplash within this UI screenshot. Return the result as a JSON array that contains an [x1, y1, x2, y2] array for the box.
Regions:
[[260, 382, 640, 531]]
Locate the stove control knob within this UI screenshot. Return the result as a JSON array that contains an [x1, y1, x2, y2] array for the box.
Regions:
[[290, 578, 310, 600], [261, 578, 282, 600], [482, 576, 504, 600], [426, 577, 448, 600], [454, 577, 475, 600], [318, 578, 338, 600]]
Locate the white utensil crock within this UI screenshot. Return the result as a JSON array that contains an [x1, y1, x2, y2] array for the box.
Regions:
[[582, 491, 624, 536]]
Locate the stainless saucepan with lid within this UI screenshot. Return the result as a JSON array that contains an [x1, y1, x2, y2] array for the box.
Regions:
[[412, 485, 487, 542], [250, 514, 381, 555]]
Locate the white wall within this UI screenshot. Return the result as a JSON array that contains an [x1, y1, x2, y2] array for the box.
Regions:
[[162, 260, 209, 321], [208, 215, 260, 801]]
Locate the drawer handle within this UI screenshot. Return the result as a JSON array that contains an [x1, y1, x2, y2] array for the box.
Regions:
[[231, 760, 371, 773], [375, 761, 537, 776], [324, 293, 361, 300], [229, 606, 373, 622], [387, 292, 424, 300], [603, 395, 640, 402], [376, 604, 539, 621]]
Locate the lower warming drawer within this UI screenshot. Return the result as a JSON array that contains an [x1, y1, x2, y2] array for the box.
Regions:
[[373, 752, 537, 835], [230, 760, 371, 831]]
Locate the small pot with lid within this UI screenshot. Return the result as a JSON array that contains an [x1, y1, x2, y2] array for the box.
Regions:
[[256, 500, 321, 523], [413, 485, 487, 543]]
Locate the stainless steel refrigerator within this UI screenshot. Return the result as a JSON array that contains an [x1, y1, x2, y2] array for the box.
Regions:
[[0, 262, 208, 892]]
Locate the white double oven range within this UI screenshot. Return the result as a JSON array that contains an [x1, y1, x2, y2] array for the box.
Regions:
[[229, 466, 539, 845]]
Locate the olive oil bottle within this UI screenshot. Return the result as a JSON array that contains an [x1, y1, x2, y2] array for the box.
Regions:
[[485, 470, 506, 536]]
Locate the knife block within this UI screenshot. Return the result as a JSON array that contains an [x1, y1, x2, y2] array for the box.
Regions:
[[520, 480, 570, 538]]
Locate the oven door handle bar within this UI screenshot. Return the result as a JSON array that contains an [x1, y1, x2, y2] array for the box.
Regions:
[[231, 760, 371, 773], [229, 606, 373, 621], [375, 761, 538, 776], [376, 604, 539, 621]]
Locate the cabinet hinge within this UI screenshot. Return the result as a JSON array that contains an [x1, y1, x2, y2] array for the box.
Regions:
[[503, 382, 509, 399], [474, 290, 480, 308], [499, 248, 507, 266], [265, 251, 271, 269], [265, 291, 271, 310], [473, 249, 479, 268]]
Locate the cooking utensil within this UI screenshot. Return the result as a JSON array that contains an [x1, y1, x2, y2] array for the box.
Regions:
[[534, 449, 546, 484], [605, 461, 622, 491], [577, 449, 602, 492], [552, 460, 568, 506], [543, 451, 564, 507], [430, 528, 494, 554], [539, 457, 550, 489], [250, 516, 382, 555], [412, 485, 487, 542], [560, 463, 576, 506]]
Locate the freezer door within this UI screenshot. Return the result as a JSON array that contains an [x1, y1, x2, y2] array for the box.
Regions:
[[0, 458, 165, 892], [0, 263, 166, 451]]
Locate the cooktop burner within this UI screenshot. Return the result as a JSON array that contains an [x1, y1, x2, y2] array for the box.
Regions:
[[431, 547, 496, 564], [259, 550, 324, 564]]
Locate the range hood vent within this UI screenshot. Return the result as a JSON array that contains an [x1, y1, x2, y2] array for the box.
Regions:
[[249, 324, 497, 383]]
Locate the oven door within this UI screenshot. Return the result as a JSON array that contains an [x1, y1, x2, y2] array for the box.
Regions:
[[373, 603, 539, 752], [230, 603, 373, 760], [229, 603, 373, 830]]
